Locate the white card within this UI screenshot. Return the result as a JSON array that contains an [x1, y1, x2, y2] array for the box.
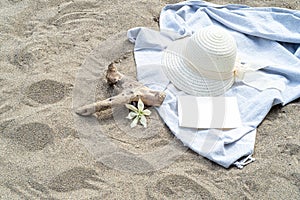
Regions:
[[178, 96, 242, 129]]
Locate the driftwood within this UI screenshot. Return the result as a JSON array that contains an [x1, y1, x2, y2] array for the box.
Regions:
[[75, 63, 166, 116]]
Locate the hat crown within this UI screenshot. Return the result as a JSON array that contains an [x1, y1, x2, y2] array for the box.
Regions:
[[184, 26, 237, 73]]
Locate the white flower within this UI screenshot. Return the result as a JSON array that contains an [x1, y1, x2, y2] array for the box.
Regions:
[[125, 98, 151, 128]]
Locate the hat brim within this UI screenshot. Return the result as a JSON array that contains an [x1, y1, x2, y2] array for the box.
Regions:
[[161, 37, 234, 96]]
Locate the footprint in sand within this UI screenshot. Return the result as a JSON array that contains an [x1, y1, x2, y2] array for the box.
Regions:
[[291, 173, 300, 188], [279, 143, 300, 156], [147, 175, 216, 200], [48, 167, 104, 192], [25, 79, 72, 104], [1, 121, 54, 151], [9, 39, 48, 71]]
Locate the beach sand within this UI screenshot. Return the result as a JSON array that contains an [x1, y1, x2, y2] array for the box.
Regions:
[[0, 0, 299, 199]]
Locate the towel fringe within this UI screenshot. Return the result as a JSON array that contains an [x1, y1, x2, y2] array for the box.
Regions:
[[234, 154, 255, 169]]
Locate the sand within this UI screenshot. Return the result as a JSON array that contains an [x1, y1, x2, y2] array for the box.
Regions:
[[0, 0, 299, 199]]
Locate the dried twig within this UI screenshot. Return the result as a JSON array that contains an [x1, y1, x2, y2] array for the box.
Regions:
[[75, 63, 166, 116]]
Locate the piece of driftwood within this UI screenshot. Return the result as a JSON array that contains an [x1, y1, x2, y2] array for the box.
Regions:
[[75, 63, 166, 116]]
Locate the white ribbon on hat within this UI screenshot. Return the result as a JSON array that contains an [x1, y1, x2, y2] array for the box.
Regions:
[[233, 57, 286, 92]]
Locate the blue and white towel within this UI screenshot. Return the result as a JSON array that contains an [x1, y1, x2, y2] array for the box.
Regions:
[[127, 0, 300, 168]]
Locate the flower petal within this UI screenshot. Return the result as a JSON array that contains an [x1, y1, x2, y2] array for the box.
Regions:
[[142, 109, 151, 116], [126, 111, 137, 120], [137, 98, 144, 111], [130, 116, 139, 128], [125, 104, 138, 112], [140, 115, 147, 128]]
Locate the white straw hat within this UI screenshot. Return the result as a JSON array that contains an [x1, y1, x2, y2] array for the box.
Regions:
[[162, 25, 237, 96]]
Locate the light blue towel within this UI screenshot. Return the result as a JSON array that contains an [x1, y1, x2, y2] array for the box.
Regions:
[[127, 0, 300, 168]]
